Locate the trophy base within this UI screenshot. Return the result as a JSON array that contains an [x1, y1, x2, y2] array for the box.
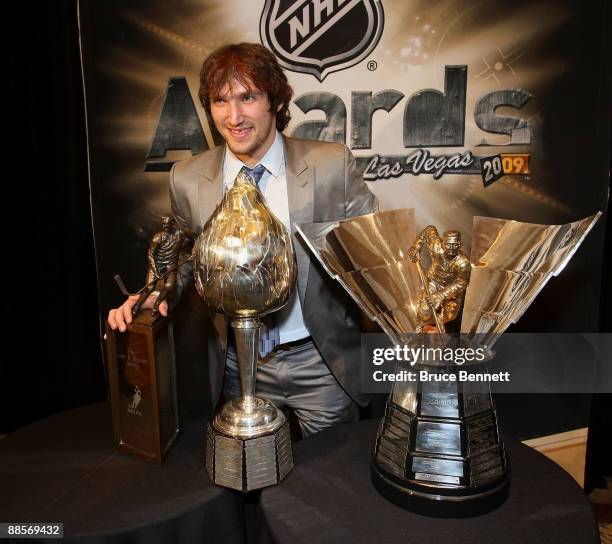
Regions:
[[371, 363, 509, 517], [105, 314, 180, 464], [371, 459, 509, 517], [205, 399, 293, 492]]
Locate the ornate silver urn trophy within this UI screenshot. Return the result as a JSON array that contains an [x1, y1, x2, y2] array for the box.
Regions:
[[297, 210, 600, 516], [193, 170, 297, 492]]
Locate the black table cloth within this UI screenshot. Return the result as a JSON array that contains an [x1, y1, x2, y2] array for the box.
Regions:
[[0, 402, 245, 543], [258, 419, 600, 544]]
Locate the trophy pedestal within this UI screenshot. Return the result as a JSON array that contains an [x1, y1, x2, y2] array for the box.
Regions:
[[205, 397, 293, 492], [105, 313, 180, 464], [371, 363, 509, 517]]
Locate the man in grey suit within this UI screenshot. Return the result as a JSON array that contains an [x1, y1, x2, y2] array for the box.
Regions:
[[108, 43, 377, 436]]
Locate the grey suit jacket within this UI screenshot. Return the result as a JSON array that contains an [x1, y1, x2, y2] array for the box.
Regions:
[[170, 135, 378, 407]]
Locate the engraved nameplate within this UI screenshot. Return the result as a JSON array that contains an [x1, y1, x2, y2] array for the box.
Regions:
[[415, 421, 461, 455], [412, 456, 464, 477], [414, 472, 461, 485]]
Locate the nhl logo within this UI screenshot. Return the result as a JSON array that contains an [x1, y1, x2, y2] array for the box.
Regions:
[[260, 0, 384, 81]]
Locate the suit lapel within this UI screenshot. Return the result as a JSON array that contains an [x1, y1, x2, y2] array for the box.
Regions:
[[197, 145, 225, 230], [195, 144, 228, 348], [283, 136, 314, 305]]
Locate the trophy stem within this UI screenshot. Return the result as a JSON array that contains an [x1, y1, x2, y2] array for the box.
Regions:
[[231, 317, 260, 410]]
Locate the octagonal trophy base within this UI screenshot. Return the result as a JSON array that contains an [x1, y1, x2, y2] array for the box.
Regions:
[[371, 362, 509, 517], [205, 397, 293, 492]]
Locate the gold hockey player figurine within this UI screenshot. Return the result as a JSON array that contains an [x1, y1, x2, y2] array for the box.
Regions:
[[408, 226, 471, 334]]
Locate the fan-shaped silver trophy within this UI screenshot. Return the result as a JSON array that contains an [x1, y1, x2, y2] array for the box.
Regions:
[[193, 169, 297, 492], [297, 209, 600, 516]]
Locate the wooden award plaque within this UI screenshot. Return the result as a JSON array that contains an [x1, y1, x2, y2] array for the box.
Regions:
[[105, 313, 180, 463]]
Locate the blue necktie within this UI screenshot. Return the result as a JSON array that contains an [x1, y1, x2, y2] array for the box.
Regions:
[[241, 164, 267, 186], [240, 164, 279, 357]]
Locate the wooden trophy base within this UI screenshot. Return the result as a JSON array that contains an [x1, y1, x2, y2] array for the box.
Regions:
[[105, 311, 180, 463]]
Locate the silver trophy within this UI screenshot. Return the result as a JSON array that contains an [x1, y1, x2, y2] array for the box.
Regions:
[[193, 170, 297, 492], [297, 210, 600, 516]]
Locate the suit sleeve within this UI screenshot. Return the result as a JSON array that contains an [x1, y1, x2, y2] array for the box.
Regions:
[[169, 163, 194, 306], [169, 162, 192, 233], [344, 146, 378, 218]]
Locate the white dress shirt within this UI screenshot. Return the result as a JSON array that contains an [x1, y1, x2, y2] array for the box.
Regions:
[[222, 131, 310, 344]]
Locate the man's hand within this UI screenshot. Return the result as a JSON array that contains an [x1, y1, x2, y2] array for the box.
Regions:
[[107, 293, 168, 333]]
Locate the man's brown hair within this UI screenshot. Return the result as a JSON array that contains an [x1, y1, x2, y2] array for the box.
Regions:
[[199, 43, 293, 132]]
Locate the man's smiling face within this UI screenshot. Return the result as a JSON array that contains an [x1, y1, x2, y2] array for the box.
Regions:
[[210, 78, 278, 167]]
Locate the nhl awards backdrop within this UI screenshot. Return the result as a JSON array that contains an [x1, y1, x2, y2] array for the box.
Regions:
[[79, 0, 608, 342]]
